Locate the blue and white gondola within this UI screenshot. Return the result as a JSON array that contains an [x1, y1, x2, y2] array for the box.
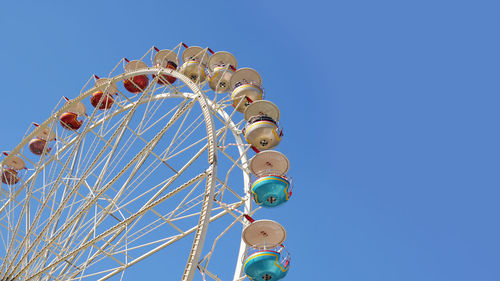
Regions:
[[249, 150, 292, 207], [242, 220, 291, 281]]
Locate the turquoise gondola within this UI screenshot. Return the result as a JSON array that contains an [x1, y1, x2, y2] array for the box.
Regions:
[[244, 249, 290, 281], [251, 175, 291, 207]]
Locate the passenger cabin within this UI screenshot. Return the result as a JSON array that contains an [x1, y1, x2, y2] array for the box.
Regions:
[[1, 155, 25, 186], [243, 100, 282, 151], [59, 101, 86, 130], [180, 46, 209, 83], [207, 51, 237, 93], [230, 68, 263, 113], [91, 78, 117, 110], [29, 125, 56, 156], [123, 60, 149, 93], [242, 220, 290, 281], [153, 49, 179, 85], [249, 150, 292, 207]]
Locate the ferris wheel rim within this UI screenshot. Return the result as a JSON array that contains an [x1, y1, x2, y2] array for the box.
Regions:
[[0, 68, 228, 281], [1, 67, 205, 166], [0, 47, 268, 280]]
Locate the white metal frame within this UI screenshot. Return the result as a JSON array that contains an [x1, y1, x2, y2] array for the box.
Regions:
[[0, 62, 255, 281]]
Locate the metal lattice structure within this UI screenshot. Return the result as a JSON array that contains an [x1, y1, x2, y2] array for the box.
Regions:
[[0, 43, 274, 281]]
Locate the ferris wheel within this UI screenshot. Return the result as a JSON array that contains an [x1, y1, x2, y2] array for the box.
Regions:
[[0, 43, 294, 281]]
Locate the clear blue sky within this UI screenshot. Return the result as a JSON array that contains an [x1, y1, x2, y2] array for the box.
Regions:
[[1, 1, 499, 280]]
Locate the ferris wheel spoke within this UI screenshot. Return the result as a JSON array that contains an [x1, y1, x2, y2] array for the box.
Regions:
[[168, 199, 242, 225], [94, 129, 142, 186], [65, 95, 167, 202], [167, 194, 205, 222], [167, 206, 222, 223], [135, 98, 185, 136], [214, 178, 245, 203], [49, 210, 126, 279], [5, 144, 80, 254], [0, 51, 264, 281], [163, 105, 199, 157], [199, 211, 244, 275], [82, 108, 146, 191], [114, 140, 210, 222], [216, 117, 245, 151], [198, 267, 223, 281], [95, 98, 195, 207], [220, 145, 252, 184], [102, 205, 210, 259], [161, 125, 228, 167], [84, 184, 216, 274], [163, 133, 211, 162], [4, 92, 154, 279], [122, 121, 214, 211], [25, 98, 205, 279], [23, 170, 210, 281], [2, 99, 138, 213], [94, 96, 193, 186], [50, 92, 176, 185], [96, 203, 241, 281], [165, 178, 207, 222], [1, 137, 85, 277], [61, 228, 131, 279], [28, 141, 120, 257], [50, 140, 86, 236], [166, 118, 206, 159], [135, 85, 170, 134]]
